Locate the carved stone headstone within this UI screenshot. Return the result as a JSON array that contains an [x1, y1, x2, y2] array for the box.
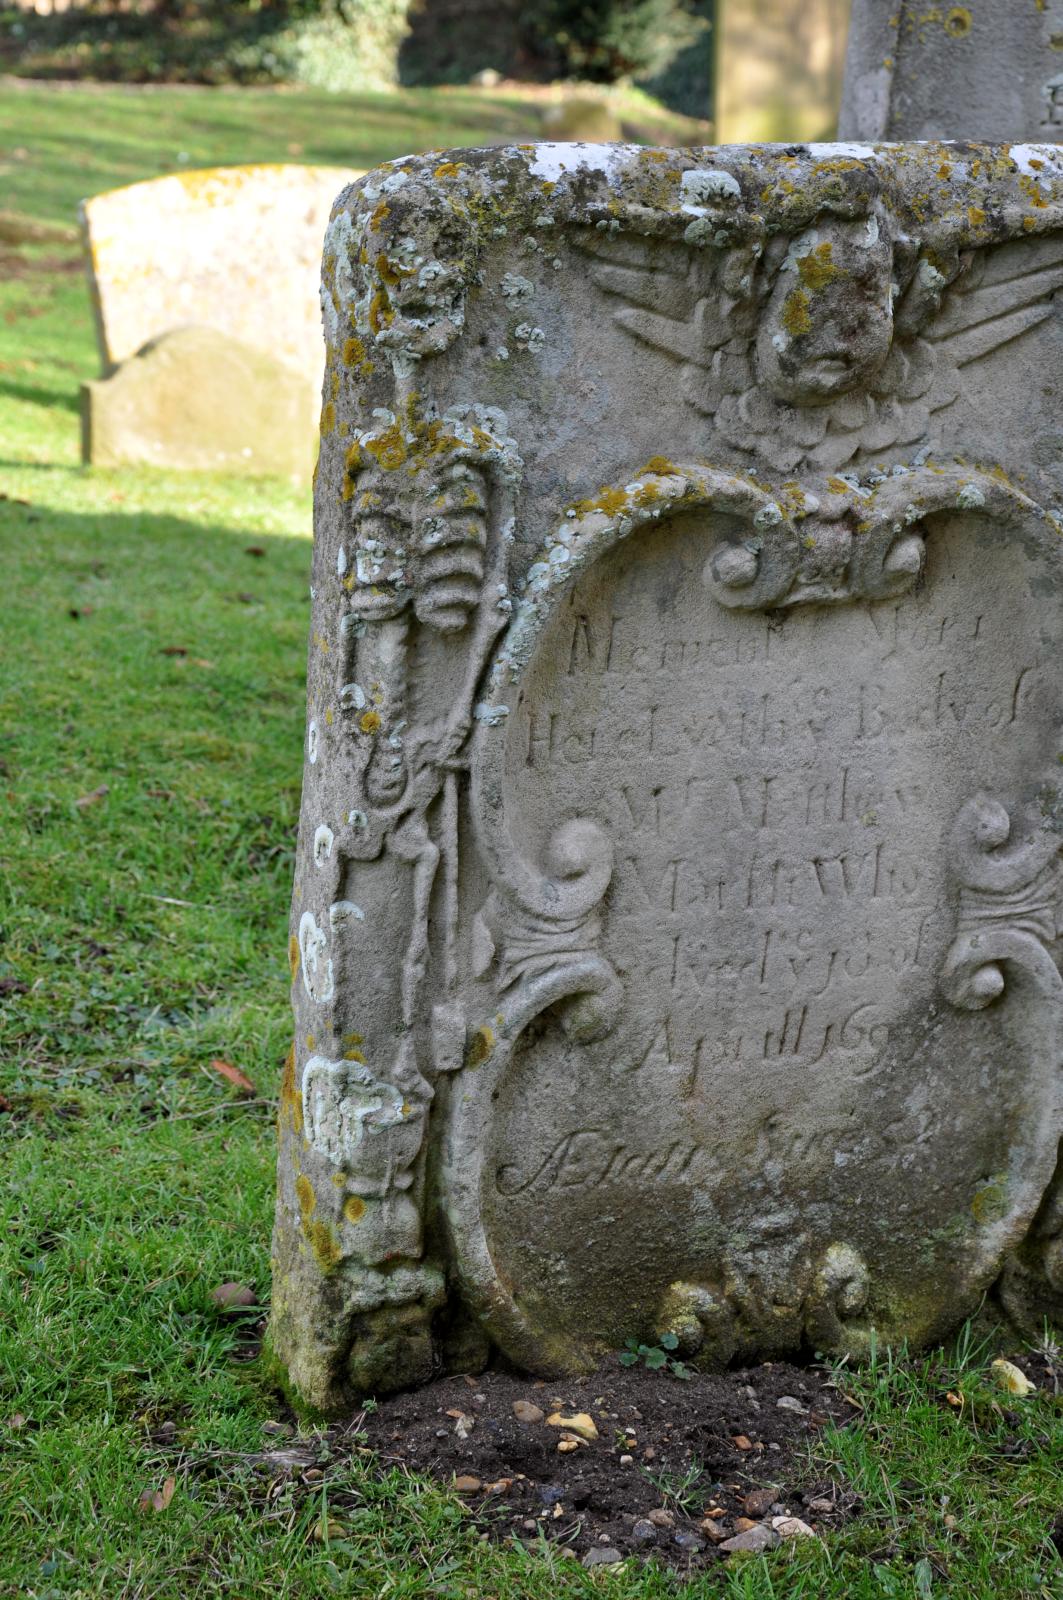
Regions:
[[841, 0, 1063, 142], [271, 143, 1063, 1413], [80, 163, 359, 475]]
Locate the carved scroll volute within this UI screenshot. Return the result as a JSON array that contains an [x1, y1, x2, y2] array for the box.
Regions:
[[938, 791, 1063, 1287]]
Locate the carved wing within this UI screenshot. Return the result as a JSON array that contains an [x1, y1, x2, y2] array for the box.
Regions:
[[576, 231, 748, 416], [925, 231, 1063, 414]]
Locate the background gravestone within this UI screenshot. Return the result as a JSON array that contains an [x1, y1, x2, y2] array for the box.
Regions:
[[271, 142, 1063, 1414], [715, 0, 851, 143], [841, 0, 1063, 142], [80, 162, 359, 476]]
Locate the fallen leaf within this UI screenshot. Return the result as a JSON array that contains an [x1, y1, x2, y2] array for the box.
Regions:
[[245, 546, 266, 558], [68, 606, 95, 620], [190, 658, 215, 669], [210, 1281, 257, 1310], [138, 1475, 176, 1513], [732, 1434, 753, 1450], [5, 1413, 27, 1429], [545, 1411, 598, 1441], [312, 1517, 346, 1542], [946, 1391, 964, 1408], [453, 1474, 481, 1493], [210, 1058, 255, 1094], [160, 646, 188, 656], [75, 784, 109, 810], [991, 1358, 1036, 1396]]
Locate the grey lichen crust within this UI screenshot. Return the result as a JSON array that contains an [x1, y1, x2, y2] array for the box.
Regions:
[[271, 140, 1063, 1413]]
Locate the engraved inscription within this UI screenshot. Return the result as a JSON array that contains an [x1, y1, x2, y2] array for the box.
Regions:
[[489, 505, 1056, 1328]]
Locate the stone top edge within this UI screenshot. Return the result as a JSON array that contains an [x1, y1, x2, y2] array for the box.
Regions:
[[82, 161, 361, 216], [327, 139, 1063, 279], [333, 139, 1063, 231]]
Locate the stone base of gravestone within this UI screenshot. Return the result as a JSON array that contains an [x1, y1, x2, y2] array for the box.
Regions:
[[81, 325, 316, 480]]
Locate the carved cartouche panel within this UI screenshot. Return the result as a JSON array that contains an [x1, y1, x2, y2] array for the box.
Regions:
[[458, 466, 1063, 1371]]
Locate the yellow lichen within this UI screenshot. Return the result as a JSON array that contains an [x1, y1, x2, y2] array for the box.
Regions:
[[363, 422, 407, 471], [641, 455, 677, 476], [465, 1024, 495, 1068], [359, 709, 382, 735], [433, 161, 462, 179], [796, 241, 838, 292], [368, 287, 394, 334], [781, 288, 813, 337], [967, 206, 986, 227], [321, 401, 336, 436], [295, 1173, 316, 1221], [944, 7, 971, 37], [288, 935, 299, 981], [307, 1219, 343, 1273], [344, 1195, 366, 1224]]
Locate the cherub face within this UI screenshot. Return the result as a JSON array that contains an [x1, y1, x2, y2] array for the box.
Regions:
[[756, 219, 895, 406]]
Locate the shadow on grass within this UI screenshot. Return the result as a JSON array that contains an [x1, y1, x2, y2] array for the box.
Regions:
[[0, 378, 81, 414]]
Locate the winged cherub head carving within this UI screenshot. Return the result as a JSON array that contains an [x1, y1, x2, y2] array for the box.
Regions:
[[583, 192, 1063, 474], [755, 217, 895, 406]]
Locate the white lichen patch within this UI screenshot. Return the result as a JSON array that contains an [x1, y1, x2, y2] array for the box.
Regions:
[[500, 272, 535, 303], [681, 167, 742, 206], [473, 702, 509, 725], [298, 910, 334, 1004], [307, 720, 319, 765], [313, 824, 335, 868], [302, 1054, 412, 1166], [329, 899, 365, 927], [526, 142, 642, 183]]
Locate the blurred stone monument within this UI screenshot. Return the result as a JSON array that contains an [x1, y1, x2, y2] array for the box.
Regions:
[[80, 164, 360, 478], [270, 141, 1063, 1412], [715, 0, 852, 143], [841, 0, 1063, 141]]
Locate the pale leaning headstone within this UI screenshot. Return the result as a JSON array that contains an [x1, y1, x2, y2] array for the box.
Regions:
[[841, 0, 1063, 142], [271, 141, 1063, 1412], [80, 164, 360, 476]]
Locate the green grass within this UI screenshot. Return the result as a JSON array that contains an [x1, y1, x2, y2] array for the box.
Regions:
[[1, 78, 1061, 1599]]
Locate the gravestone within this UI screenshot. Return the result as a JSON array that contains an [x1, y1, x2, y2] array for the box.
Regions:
[[80, 163, 360, 476], [841, 0, 1063, 142], [80, 326, 315, 478], [271, 141, 1063, 1413], [715, 0, 851, 143]]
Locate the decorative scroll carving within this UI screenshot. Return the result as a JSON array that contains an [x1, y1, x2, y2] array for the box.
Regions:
[[940, 793, 1063, 1012]]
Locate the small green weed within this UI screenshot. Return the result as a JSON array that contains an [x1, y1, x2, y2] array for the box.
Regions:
[[619, 1331, 693, 1379]]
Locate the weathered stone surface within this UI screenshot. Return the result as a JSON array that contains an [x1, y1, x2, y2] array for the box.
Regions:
[[81, 326, 315, 479], [81, 163, 360, 379], [271, 141, 1063, 1413], [716, 0, 851, 143], [841, 0, 1063, 142]]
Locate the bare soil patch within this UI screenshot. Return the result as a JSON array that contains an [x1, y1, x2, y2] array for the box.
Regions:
[[355, 1356, 860, 1572]]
